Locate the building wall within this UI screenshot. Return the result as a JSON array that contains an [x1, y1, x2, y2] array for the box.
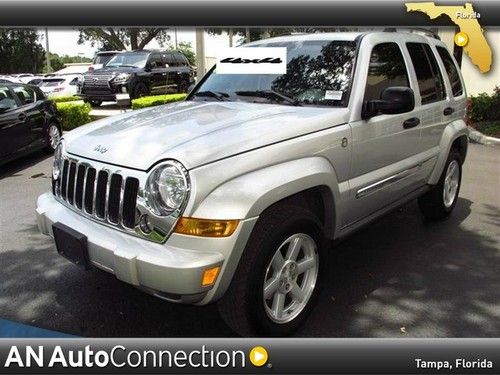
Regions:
[[438, 28, 499, 96]]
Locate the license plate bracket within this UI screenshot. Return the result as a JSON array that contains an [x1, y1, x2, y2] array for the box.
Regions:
[[52, 222, 90, 270]]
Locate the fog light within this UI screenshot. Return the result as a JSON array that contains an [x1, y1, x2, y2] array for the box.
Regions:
[[202, 266, 220, 287], [174, 217, 239, 237], [139, 214, 153, 234], [121, 87, 128, 93]]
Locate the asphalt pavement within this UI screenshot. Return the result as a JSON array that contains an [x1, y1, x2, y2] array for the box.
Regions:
[[0, 144, 499, 337]]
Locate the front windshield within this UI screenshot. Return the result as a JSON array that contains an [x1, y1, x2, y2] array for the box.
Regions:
[[191, 39, 357, 107], [105, 53, 149, 68]]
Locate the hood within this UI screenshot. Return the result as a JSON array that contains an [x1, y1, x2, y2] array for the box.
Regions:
[[64, 101, 349, 171]]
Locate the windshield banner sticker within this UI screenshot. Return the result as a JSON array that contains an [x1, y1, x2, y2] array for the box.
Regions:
[[216, 47, 287, 74]]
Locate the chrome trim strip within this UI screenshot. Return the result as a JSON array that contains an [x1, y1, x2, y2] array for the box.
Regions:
[[356, 164, 421, 199]]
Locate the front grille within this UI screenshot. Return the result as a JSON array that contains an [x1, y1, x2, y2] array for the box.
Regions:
[[82, 75, 114, 93], [54, 160, 139, 230]]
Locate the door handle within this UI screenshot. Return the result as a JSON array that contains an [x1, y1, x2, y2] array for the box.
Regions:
[[443, 107, 455, 116], [403, 117, 420, 129], [18, 113, 27, 122]]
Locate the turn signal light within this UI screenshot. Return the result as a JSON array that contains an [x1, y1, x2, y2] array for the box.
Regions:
[[202, 266, 221, 287], [174, 217, 239, 237]]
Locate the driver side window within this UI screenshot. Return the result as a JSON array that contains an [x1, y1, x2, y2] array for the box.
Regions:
[[364, 43, 410, 102]]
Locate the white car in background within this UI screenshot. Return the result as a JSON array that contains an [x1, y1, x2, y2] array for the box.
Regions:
[[0, 75, 21, 84], [39, 75, 81, 97]]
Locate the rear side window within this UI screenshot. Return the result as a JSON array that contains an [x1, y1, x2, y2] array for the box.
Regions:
[[175, 53, 189, 66], [364, 43, 410, 102], [436, 46, 464, 97], [163, 53, 178, 67], [13, 85, 35, 105], [406, 43, 445, 104]]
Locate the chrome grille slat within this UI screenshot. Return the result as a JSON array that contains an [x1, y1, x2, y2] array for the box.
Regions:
[[52, 157, 140, 233], [118, 177, 126, 227]]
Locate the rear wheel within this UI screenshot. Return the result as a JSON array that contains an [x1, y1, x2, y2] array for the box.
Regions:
[[218, 204, 325, 336], [88, 99, 102, 108], [418, 149, 462, 221], [44, 122, 61, 152]]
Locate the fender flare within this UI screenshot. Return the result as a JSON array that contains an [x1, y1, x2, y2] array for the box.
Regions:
[[191, 156, 340, 237], [428, 119, 468, 185]]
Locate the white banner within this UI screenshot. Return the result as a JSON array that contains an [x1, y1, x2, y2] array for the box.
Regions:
[[216, 47, 287, 74]]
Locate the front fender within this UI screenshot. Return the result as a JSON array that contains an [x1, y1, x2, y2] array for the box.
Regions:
[[428, 119, 468, 185], [191, 156, 340, 224]]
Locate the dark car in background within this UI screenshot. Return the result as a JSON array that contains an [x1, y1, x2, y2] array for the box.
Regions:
[[78, 49, 195, 107], [0, 83, 61, 166]]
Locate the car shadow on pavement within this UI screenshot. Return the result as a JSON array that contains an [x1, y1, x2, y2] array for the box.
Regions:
[[301, 197, 500, 337], [0, 197, 498, 337], [0, 151, 52, 180]]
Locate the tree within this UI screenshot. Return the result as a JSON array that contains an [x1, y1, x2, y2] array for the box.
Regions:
[[44, 53, 92, 73], [77, 28, 170, 51], [0, 29, 45, 74]]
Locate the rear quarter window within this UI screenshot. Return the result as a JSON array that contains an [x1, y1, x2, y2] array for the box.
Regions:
[[436, 46, 464, 97], [406, 42, 446, 105]]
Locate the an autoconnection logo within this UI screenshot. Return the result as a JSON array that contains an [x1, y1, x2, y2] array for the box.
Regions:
[[216, 47, 287, 74]]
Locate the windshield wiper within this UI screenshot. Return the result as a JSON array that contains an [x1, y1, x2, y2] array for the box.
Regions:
[[192, 91, 229, 101], [235, 90, 301, 106]]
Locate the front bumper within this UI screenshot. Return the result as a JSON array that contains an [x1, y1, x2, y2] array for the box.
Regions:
[[79, 82, 130, 101], [36, 192, 257, 304]]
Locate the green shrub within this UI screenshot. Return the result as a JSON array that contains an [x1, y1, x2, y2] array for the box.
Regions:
[[49, 95, 82, 103], [131, 93, 186, 110], [56, 102, 91, 130], [467, 86, 500, 124]]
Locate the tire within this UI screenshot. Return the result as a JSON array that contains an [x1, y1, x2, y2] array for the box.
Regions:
[[218, 204, 326, 336], [131, 83, 149, 100], [418, 148, 462, 221], [177, 80, 190, 93], [88, 99, 102, 108], [44, 122, 61, 152]]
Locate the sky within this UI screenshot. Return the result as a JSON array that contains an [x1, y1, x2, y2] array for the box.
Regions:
[[37, 28, 233, 58]]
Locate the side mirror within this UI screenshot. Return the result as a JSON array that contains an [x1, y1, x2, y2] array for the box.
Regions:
[[0, 103, 10, 113], [362, 86, 415, 120]]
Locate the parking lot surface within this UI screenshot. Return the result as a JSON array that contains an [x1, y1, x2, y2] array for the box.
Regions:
[[0, 144, 499, 337]]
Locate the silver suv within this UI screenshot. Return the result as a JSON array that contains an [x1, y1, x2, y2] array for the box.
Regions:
[[36, 31, 468, 336]]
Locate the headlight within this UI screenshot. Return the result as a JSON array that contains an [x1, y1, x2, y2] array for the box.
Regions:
[[145, 161, 190, 216], [113, 73, 131, 82], [52, 142, 63, 180]]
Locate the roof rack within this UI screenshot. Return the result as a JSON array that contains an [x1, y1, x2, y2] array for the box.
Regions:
[[383, 28, 441, 40]]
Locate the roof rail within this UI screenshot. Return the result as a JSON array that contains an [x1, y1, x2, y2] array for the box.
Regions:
[[383, 27, 441, 40]]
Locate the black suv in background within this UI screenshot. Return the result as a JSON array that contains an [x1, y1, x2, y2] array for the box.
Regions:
[[78, 50, 195, 107]]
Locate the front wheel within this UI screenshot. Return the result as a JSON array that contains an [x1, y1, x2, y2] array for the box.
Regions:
[[218, 204, 325, 336], [418, 149, 462, 221]]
